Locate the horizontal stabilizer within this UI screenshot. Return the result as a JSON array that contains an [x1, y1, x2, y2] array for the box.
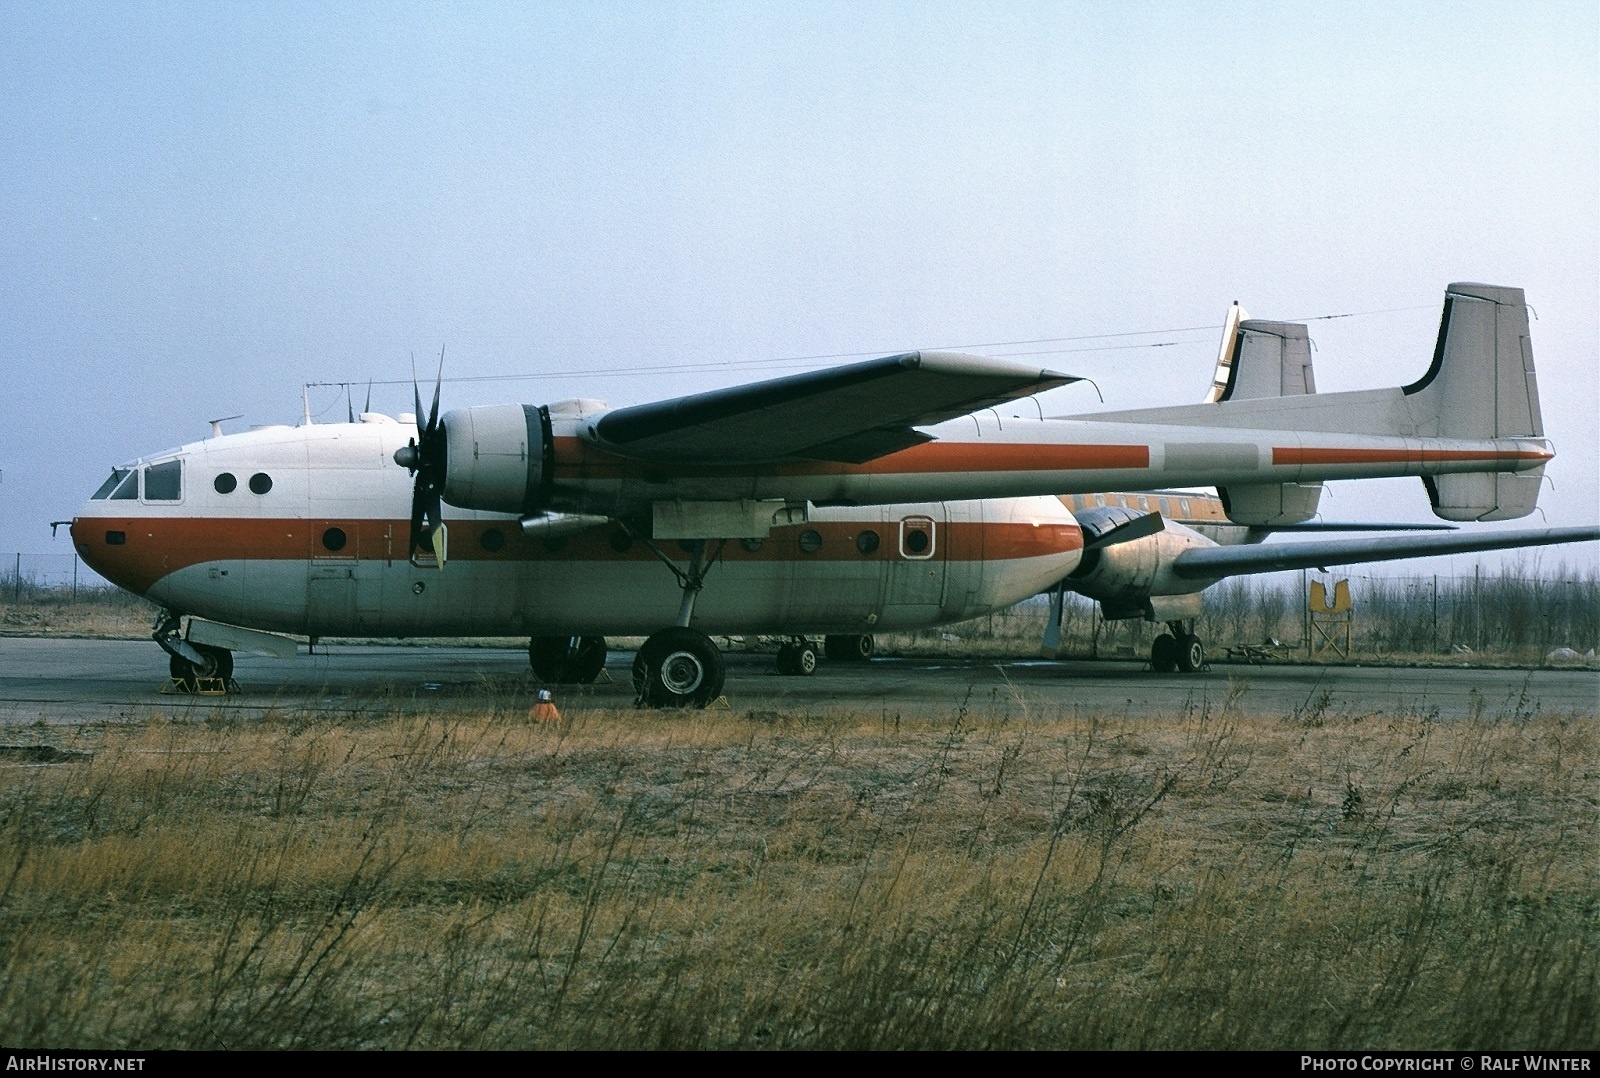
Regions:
[[1171, 526, 1599, 580], [592, 352, 1075, 465]]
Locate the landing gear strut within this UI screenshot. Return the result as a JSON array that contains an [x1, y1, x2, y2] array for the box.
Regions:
[[627, 534, 729, 708], [152, 610, 235, 692], [1150, 621, 1205, 674]]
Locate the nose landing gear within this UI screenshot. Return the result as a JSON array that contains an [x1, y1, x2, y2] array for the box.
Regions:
[[152, 610, 237, 693]]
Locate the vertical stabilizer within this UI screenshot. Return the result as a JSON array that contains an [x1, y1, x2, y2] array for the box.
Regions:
[[1406, 284, 1545, 520], [1215, 317, 1323, 525]]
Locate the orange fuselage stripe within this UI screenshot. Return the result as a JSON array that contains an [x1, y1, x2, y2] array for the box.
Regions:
[[552, 437, 1150, 478], [73, 515, 1082, 596]]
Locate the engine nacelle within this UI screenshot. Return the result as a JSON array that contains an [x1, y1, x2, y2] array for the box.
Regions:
[[1067, 506, 1219, 622], [440, 404, 553, 515]]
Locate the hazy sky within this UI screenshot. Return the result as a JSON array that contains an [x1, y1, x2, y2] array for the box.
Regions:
[[3, 2, 1595, 583]]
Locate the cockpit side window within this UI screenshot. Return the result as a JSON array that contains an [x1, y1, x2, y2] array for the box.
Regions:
[[143, 460, 182, 502], [92, 468, 130, 500], [109, 470, 139, 500]]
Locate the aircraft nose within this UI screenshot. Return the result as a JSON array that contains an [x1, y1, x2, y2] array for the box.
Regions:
[[71, 516, 153, 596]]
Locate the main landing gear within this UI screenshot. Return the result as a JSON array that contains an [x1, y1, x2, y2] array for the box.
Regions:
[[1150, 621, 1205, 674], [774, 634, 874, 676], [824, 634, 875, 662], [633, 627, 726, 707], [775, 638, 819, 676], [529, 635, 608, 684], [627, 536, 730, 708]]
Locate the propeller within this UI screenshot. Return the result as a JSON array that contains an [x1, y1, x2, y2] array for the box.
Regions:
[[1082, 509, 1166, 551], [394, 349, 449, 568], [1040, 510, 1167, 655], [1041, 580, 1065, 655]]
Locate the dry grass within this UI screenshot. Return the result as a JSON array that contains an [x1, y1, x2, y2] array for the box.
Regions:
[[1, 684, 1594, 1050]]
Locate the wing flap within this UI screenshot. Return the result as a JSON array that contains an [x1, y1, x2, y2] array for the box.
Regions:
[[590, 351, 1076, 464]]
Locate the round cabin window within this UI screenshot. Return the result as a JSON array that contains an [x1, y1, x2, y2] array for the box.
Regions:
[[321, 527, 347, 552], [904, 528, 930, 555], [248, 472, 273, 495], [798, 529, 822, 554], [480, 528, 505, 553], [213, 472, 237, 494], [740, 536, 764, 553], [609, 529, 633, 553], [856, 530, 880, 555]]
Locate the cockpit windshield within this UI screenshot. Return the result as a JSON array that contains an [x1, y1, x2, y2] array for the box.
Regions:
[[93, 468, 140, 500], [91, 469, 130, 500]]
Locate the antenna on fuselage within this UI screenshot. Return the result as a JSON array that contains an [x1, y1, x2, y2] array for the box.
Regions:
[[209, 414, 243, 438], [301, 384, 313, 426]]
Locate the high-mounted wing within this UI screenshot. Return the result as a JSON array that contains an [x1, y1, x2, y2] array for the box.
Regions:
[[1171, 526, 1600, 580], [589, 351, 1076, 465]]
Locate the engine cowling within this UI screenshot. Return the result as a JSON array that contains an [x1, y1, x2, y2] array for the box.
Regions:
[[1067, 505, 1220, 621], [439, 404, 554, 516]]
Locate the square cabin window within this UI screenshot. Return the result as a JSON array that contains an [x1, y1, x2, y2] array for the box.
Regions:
[[143, 460, 182, 502]]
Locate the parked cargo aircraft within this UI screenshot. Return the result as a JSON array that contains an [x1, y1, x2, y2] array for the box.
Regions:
[[68, 282, 1595, 704]]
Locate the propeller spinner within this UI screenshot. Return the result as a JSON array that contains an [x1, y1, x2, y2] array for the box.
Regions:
[[394, 351, 449, 568]]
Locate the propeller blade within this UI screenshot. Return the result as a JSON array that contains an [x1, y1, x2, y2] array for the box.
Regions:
[[430, 521, 448, 568], [428, 346, 444, 434], [1084, 510, 1165, 551], [411, 352, 424, 427], [1041, 581, 1065, 655]]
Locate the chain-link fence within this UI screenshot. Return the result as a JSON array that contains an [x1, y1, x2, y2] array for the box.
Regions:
[[0, 552, 128, 604]]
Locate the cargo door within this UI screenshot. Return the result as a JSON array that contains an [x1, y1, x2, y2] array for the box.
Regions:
[[306, 520, 358, 635], [879, 508, 947, 628]]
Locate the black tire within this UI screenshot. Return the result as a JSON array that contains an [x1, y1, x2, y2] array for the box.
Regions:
[[169, 644, 233, 691], [633, 627, 725, 708], [1150, 634, 1178, 673], [824, 634, 875, 662], [1176, 635, 1205, 674], [776, 641, 819, 677], [529, 635, 608, 684]]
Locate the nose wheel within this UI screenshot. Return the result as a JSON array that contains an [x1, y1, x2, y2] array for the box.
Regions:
[[168, 644, 234, 693]]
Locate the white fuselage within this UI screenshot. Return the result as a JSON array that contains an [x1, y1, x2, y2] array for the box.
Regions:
[[71, 419, 1085, 638]]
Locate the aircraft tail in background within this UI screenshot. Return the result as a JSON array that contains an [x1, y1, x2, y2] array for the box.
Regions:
[[1082, 284, 1548, 523]]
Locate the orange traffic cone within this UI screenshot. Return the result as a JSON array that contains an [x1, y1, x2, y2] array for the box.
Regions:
[[531, 688, 561, 723]]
